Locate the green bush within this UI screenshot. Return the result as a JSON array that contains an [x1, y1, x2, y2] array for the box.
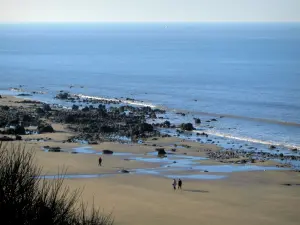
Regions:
[[0, 142, 114, 225]]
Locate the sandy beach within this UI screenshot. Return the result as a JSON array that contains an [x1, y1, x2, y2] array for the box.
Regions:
[[1, 95, 300, 225]]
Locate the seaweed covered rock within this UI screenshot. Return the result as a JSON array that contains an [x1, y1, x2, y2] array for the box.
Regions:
[[103, 150, 114, 154], [56, 92, 70, 100], [121, 169, 130, 173], [0, 136, 14, 141], [42, 104, 51, 111], [22, 114, 32, 122], [194, 118, 201, 124], [72, 104, 79, 111], [14, 125, 26, 135], [163, 120, 171, 128], [15, 135, 22, 140], [36, 107, 45, 114], [139, 123, 154, 132], [156, 148, 166, 156], [37, 123, 54, 133], [1, 106, 9, 111], [180, 123, 195, 131]]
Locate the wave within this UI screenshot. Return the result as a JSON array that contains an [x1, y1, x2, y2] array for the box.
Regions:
[[75, 94, 157, 108], [194, 130, 300, 150], [168, 108, 300, 127]]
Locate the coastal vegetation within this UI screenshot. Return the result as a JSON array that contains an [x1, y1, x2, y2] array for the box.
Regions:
[[0, 142, 114, 225]]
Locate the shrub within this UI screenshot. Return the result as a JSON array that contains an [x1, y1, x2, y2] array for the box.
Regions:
[[0, 142, 114, 225]]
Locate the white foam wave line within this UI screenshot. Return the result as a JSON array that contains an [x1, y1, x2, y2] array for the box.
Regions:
[[193, 130, 299, 149], [76, 94, 156, 108], [10, 88, 24, 92]]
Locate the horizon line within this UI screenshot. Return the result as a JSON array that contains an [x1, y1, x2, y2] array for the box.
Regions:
[[1, 21, 300, 25]]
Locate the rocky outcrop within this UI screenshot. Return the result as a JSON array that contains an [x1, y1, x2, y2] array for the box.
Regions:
[[103, 150, 114, 154]]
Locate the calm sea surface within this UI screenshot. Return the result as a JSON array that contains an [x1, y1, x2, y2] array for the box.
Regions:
[[0, 23, 299, 148]]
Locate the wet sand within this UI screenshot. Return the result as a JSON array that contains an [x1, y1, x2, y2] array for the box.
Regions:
[[1, 95, 300, 225]]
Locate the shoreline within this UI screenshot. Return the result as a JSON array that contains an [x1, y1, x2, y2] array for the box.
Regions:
[[1, 94, 300, 225], [2, 88, 300, 150], [0, 93, 298, 172]]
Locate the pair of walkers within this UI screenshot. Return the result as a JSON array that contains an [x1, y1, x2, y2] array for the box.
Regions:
[[172, 179, 182, 190]]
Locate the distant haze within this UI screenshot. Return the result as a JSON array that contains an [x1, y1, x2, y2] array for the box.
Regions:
[[0, 0, 300, 23]]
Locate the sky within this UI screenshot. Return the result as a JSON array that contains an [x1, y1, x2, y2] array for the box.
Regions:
[[0, 0, 300, 23]]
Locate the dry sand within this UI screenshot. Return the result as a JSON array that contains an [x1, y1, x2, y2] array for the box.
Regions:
[[1, 94, 300, 225]]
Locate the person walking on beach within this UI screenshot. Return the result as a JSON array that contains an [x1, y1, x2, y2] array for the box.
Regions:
[[172, 179, 177, 191], [98, 156, 102, 166], [178, 179, 182, 190]]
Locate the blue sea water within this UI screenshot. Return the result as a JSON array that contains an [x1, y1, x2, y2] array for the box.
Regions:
[[0, 23, 300, 149]]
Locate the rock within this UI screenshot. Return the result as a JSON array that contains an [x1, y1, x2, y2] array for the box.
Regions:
[[121, 169, 130, 173], [43, 104, 51, 111], [1, 106, 9, 111], [46, 147, 61, 152], [14, 125, 26, 135], [15, 135, 22, 140], [36, 107, 45, 114], [56, 92, 70, 100], [37, 123, 54, 133], [17, 93, 32, 97], [180, 123, 195, 131], [103, 150, 114, 154], [171, 148, 176, 152], [156, 148, 166, 155], [173, 161, 177, 163], [22, 114, 32, 122], [269, 145, 276, 149], [150, 112, 157, 119], [100, 125, 115, 133], [194, 118, 201, 124], [250, 158, 255, 163], [176, 112, 186, 116], [163, 120, 171, 128], [82, 106, 90, 112], [72, 104, 79, 111], [0, 136, 14, 141], [211, 118, 217, 121], [64, 115, 76, 123], [139, 123, 154, 132]]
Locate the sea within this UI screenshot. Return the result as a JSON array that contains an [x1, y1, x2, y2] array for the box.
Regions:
[[0, 23, 299, 153]]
